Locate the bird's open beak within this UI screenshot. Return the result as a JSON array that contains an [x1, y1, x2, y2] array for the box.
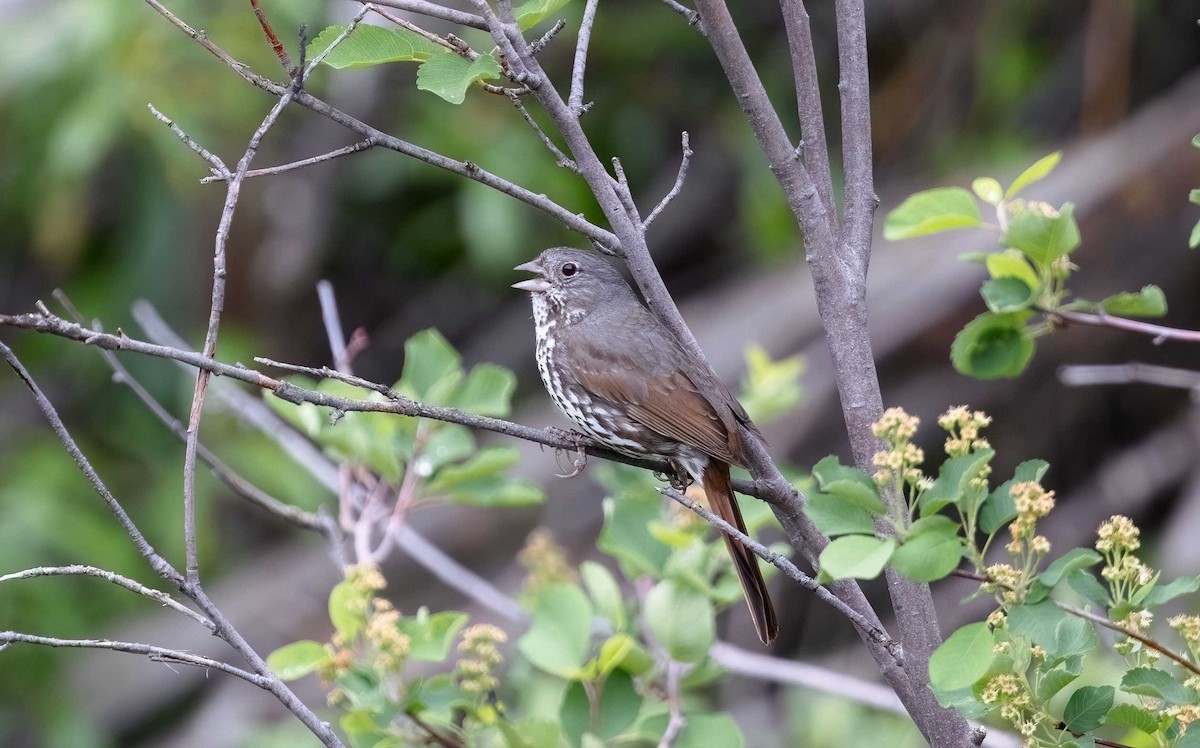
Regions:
[[512, 259, 551, 293]]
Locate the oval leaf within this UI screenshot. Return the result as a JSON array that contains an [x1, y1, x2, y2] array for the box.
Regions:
[[309, 25, 445, 69], [267, 640, 328, 681], [517, 584, 594, 678], [1006, 151, 1062, 199], [981, 277, 1035, 313], [1063, 685, 1113, 733], [884, 187, 982, 240], [950, 312, 1035, 380], [644, 580, 715, 664], [817, 535, 895, 582], [416, 52, 503, 105], [1002, 203, 1080, 264], [1098, 285, 1167, 318], [891, 516, 963, 582], [972, 177, 1003, 205], [929, 622, 995, 692]]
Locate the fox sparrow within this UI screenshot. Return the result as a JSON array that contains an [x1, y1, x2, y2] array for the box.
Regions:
[[513, 248, 778, 644]]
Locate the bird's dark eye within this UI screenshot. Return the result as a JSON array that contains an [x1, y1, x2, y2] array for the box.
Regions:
[[561, 262, 578, 277]]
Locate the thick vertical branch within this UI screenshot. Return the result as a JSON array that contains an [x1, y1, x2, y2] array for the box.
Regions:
[[833, 0, 876, 272], [780, 0, 836, 222]]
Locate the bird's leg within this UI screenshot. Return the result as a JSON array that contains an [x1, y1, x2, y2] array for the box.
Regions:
[[548, 426, 589, 479], [660, 460, 692, 491]]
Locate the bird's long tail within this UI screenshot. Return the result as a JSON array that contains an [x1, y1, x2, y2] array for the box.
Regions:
[[701, 460, 779, 644]]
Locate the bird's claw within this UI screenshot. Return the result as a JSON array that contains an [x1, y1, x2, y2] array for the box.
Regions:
[[553, 446, 587, 479], [656, 461, 692, 491]]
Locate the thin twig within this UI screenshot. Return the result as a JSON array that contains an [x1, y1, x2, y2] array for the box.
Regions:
[[199, 139, 377, 183], [529, 19, 567, 56], [305, 4, 371, 76], [1050, 308, 1200, 345], [353, 0, 488, 30], [1058, 362, 1200, 391], [146, 104, 230, 179], [642, 131, 692, 232], [249, 0, 296, 76], [142, 0, 618, 251], [316, 281, 352, 375], [657, 0, 701, 27], [568, 0, 601, 116], [0, 340, 182, 584], [368, 5, 464, 56], [659, 487, 898, 657], [0, 631, 272, 687], [507, 92, 578, 171], [658, 660, 686, 748], [0, 566, 214, 632]]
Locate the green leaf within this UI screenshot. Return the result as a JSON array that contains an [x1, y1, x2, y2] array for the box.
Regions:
[[308, 25, 445, 69], [1190, 219, 1200, 249], [883, 187, 982, 240], [266, 640, 327, 681], [402, 329, 462, 399], [1066, 569, 1110, 607], [817, 535, 895, 582], [986, 251, 1042, 290], [422, 424, 476, 473], [329, 580, 366, 642], [455, 363, 517, 417], [739, 343, 804, 424], [1063, 685, 1113, 733], [643, 580, 715, 664], [1038, 668, 1080, 702], [1006, 151, 1062, 199], [972, 177, 1003, 205], [596, 633, 653, 676], [979, 459, 1049, 534], [1098, 285, 1168, 318], [811, 456, 886, 513], [1190, 188, 1200, 206], [513, 0, 572, 30], [929, 622, 995, 692], [598, 495, 671, 578], [417, 52, 503, 105], [919, 449, 995, 514], [580, 561, 626, 631], [1121, 667, 1197, 705], [1054, 615, 1098, 659], [803, 491, 877, 537], [429, 446, 518, 489], [398, 608, 469, 661], [518, 584, 594, 679], [1105, 704, 1160, 737], [1039, 548, 1103, 588], [1007, 601, 1069, 653], [1143, 575, 1200, 606], [950, 311, 1035, 379], [981, 277, 1035, 313], [891, 516, 963, 583], [1002, 203, 1080, 264]]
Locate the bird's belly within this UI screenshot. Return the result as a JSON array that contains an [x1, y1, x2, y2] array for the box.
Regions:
[[536, 338, 648, 456]]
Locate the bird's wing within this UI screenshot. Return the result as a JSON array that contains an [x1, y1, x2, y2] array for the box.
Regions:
[[566, 335, 742, 466]]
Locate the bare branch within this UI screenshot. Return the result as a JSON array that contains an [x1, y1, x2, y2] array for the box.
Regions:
[[0, 340, 183, 585], [317, 281, 352, 375], [1050, 308, 1200, 344], [364, 4, 464, 57], [249, 0, 296, 76], [657, 0, 701, 28], [146, 104, 230, 179], [657, 660, 686, 748], [833, 0, 877, 271], [660, 487, 898, 658], [568, 0, 601, 116], [0, 631, 270, 688], [507, 93, 578, 171], [353, 0, 488, 30], [780, 0, 834, 215], [0, 566, 214, 633], [142, 0, 618, 251], [529, 19, 567, 56], [306, 5, 371, 76], [1059, 362, 1200, 391], [642, 131, 692, 232], [199, 139, 377, 183]]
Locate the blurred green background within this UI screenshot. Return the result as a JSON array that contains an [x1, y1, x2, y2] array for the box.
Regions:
[[1, 0, 1198, 746]]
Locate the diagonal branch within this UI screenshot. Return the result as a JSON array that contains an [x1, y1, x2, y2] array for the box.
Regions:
[[642, 131, 692, 232], [1058, 362, 1200, 390], [568, 0, 601, 116], [356, 0, 488, 30], [200, 138, 378, 183], [0, 566, 214, 633], [1050, 308, 1200, 344]]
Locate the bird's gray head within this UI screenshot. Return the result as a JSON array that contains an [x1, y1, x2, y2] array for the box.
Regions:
[[512, 248, 635, 319]]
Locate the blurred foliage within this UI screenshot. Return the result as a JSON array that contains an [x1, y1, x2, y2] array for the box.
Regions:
[[0, 0, 1197, 745]]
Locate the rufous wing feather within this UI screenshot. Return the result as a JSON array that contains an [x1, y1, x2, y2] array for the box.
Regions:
[[702, 460, 779, 644]]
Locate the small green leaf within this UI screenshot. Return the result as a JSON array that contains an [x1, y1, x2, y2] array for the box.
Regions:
[[884, 187, 982, 240], [1143, 575, 1200, 606], [1006, 151, 1062, 199], [513, 0, 572, 30], [455, 363, 517, 417], [266, 640, 327, 681], [1122, 667, 1197, 705], [1066, 569, 1110, 607], [929, 623, 994, 692], [950, 312, 1035, 379], [401, 329, 462, 400], [1040, 548, 1103, 588], [919, 449, 996, 515], [428, 446, 518, 489], [803, 491, 877, 537], [1002, 203, 1080, 264], [891, 516, 963, 582], [580, 561, 626, 631], [972, 177, 1003, 205], [1098, 285, 1168, 318], [1190, 219, 1200, 249], [811, 456, 886, 513], [979, 459, 1049, 534], [644, 580, 715, 664], [1105, 704, 1160, 736], [817, 535, 895, 582], [1063, 685, 1113, 733], [1054, 616, 1097, 658], [739, 343, 804, 425], [417, 52, 503, 105], [1038, 668, 1079, 702], [986, 251, 1042, 290], [599, 494, 671, 578], [517, 584, 594, 679], [329, 580, 366, 641], [596, 633, 653, 676], [1190, 188, 1200, 206], [981, 277, 1035, 313], [398, 608, 469, 661], [309, 25, 445, 69], [1008, 601, 1069, 653]]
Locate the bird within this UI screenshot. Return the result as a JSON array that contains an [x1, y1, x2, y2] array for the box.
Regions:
[[513, 247, 778, 644]]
